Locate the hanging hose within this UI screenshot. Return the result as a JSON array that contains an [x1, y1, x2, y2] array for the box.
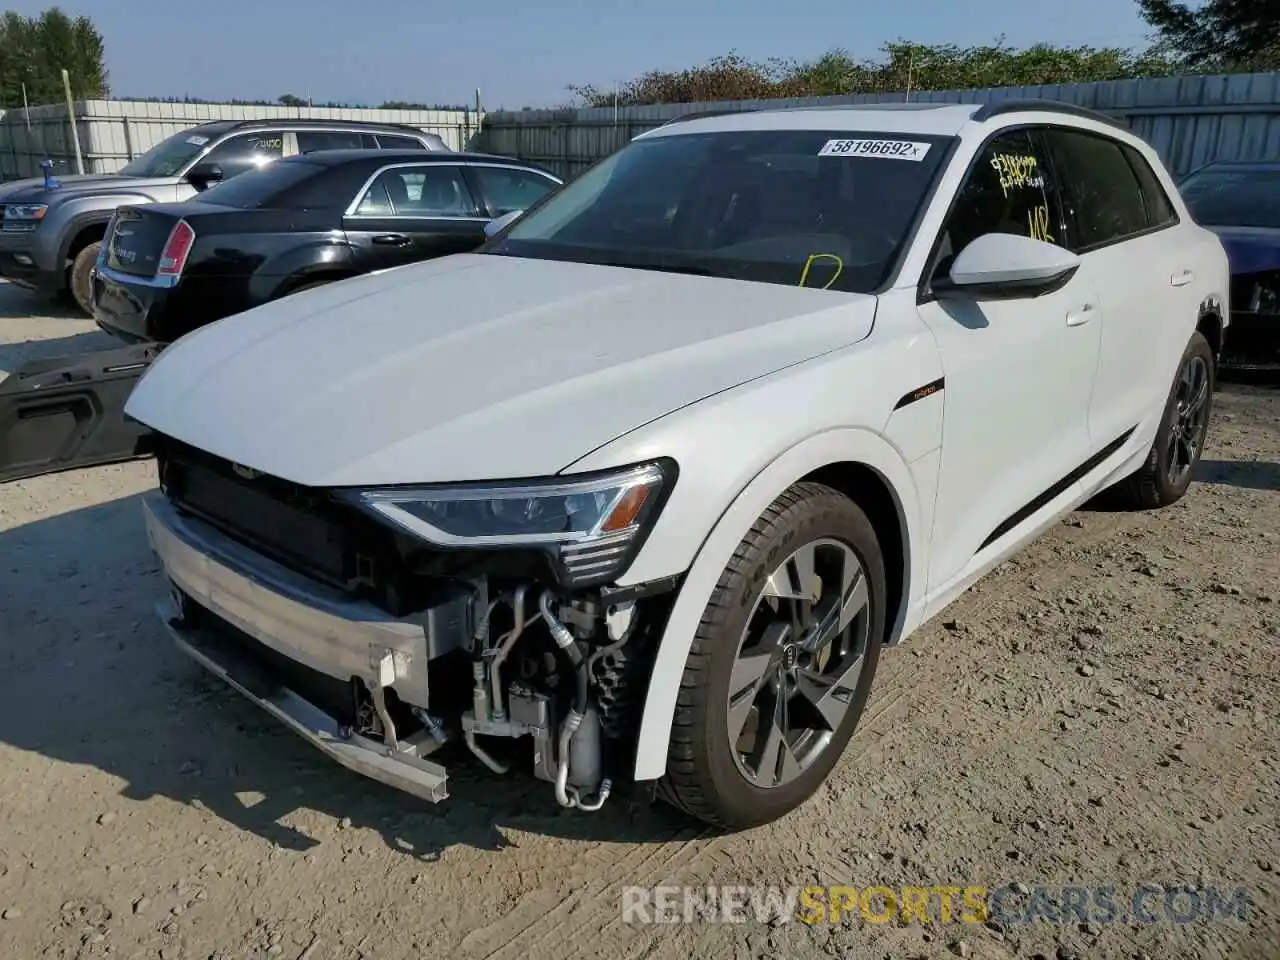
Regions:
[[540, 590, 595, 808]]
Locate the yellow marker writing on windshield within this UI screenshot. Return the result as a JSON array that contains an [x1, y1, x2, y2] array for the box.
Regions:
[[799, 253, 844, 290]]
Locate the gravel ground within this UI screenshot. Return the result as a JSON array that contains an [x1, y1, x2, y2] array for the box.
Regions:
[[0, 280, 1277, 960]]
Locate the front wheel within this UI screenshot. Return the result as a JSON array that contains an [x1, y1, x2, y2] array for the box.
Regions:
[[68, 241, 101, 316], [1109, 330, 1214, 510], [659, 482, 885, 829]]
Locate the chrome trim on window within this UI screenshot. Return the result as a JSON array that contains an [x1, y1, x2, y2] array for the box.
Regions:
[[343, 161, 562, 219]]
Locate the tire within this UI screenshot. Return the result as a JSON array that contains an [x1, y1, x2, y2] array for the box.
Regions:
[[1109, 330, 1214, 510], [67, 241, 101, 316], [659, 482, 885, 829]]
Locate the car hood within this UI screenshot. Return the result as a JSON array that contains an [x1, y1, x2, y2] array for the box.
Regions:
[[1206, 225, 1280, 275], [125, 253, 876, 487], [0, 173, 172, 203]]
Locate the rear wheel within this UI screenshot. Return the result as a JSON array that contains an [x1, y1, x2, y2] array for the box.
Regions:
[[1110, 330, 1214, 509], [68, 241, 101, 316], [659, 482, 885, 829]]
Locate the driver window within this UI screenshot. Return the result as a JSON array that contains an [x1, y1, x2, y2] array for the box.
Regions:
[[201, 131, 284, 179], [936, 129, 1064, 273]]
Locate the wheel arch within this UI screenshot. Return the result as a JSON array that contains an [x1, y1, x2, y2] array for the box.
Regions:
[[56, 200, 147, 266], [271, 267, 360, 299], [632, 428, 924, 782], [801, 460, 909, 652]]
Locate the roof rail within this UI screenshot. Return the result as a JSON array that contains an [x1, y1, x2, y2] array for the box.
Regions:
[[229, 117, 432, 133], [970, 98, 1126, 129], [661, 108, 759, 126]]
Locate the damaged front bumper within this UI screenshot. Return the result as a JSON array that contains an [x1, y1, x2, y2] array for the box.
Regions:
[[143, 491, 451, 802]]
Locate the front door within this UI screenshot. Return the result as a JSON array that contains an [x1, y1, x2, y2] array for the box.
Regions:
[[343, 164, 488, 272], [178, 129, 286, 201], [916, 127, 1102, 592]]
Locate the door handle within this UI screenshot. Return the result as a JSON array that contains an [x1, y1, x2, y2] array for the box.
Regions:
[[1066, 303, 1096, 326], [1170, 269, 1194, 287], [372, 233, 411, 246]]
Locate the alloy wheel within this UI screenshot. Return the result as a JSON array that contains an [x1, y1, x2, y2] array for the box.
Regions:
[[1167, 354, 1210, 487], [725, 538, 871, 789]]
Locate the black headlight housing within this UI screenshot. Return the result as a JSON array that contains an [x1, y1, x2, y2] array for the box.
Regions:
[[337, 458, 678, 590]]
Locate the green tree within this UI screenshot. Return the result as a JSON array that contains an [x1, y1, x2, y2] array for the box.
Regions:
[[277, 93, 306, 106], [569, 41, 1183, 108], [0, 6, 107, 109], [1138, 0, 1280, 70]]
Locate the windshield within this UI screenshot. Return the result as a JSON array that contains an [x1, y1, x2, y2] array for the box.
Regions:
[[1180, 168, 1280, 230], [486, 128, 953, 293], [193, 157, 329, 208], [118, 128, 222, 178]]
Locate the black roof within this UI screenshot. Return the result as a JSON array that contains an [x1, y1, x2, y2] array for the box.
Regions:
[[969, 98, 1126, 130]]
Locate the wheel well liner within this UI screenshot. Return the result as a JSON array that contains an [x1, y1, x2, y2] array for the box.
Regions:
[[65, 220, 108, 262], [1196, 304, 1223, 362], [801, 461, 907, 646]]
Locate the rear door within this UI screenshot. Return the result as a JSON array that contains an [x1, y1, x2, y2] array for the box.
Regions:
[[1040, 126, 1185, 449], [342, 163, 488, 271], [0, 344, 159, 483]]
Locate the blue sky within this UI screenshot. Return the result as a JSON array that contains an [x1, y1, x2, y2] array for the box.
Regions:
[[14, 0, 1157, 109]]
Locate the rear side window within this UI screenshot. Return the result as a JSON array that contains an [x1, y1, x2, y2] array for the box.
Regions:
[[296, 130, 377, 153], [352, 165, 480, 217], [469, 166, 559, 215], [935, 128, 1065, 271], [376, 134, 427, 149], [1122, 144, 1178, 228], [1043, 129, 1150, 250]]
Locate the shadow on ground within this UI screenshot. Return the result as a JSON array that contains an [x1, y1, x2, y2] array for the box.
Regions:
[[0, 282, 84, 321], [0, 491, 696, 863], [1194, 458, 1280, 492]]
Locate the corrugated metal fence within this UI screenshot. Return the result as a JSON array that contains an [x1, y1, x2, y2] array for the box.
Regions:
[[0, 100, 484, 180], [475, 71, 1280, 180]]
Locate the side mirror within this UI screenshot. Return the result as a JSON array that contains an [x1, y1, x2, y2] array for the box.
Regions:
[[934, 233, 1081, 300], [483, 209, 523, 239], [186, 161, 225, 191]]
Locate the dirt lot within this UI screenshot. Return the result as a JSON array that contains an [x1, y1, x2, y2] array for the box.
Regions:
[[0, 280, 1277, 960]]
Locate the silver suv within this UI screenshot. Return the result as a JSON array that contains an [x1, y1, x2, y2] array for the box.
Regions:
[[0, 119, 449, 313]]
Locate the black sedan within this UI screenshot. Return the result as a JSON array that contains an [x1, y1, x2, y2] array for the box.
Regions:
[[90, 149, 562, 344], [1178, 160, 1280, 372]]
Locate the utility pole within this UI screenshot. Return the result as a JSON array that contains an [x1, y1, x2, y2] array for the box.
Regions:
[[61, 68, 85, 174]]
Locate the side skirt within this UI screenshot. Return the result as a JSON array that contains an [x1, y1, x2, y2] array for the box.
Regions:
[[977, 426, 1137, 553]]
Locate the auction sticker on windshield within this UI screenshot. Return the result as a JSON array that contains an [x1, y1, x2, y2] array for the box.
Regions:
[[818, 139, 931, 161]]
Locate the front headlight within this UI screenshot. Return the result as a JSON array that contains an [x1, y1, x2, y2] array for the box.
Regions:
[[340, 460, 674, 587], [3, 203, 49, 222]]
